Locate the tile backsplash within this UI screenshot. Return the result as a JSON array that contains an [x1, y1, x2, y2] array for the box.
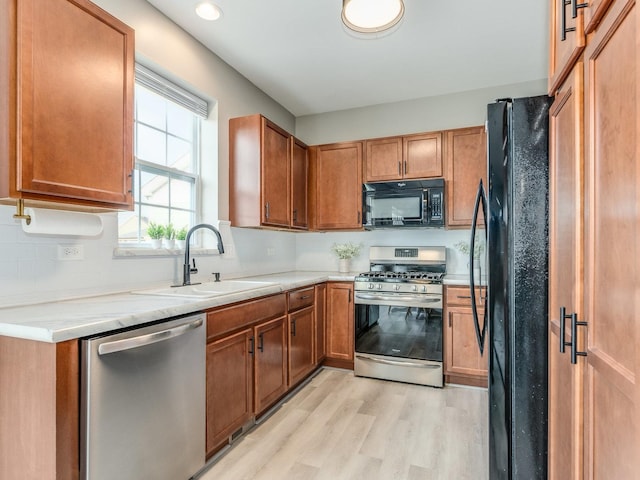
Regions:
[[0, 205, 474, 307]]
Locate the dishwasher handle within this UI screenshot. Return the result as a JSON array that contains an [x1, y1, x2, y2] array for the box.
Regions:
[[98, 318, 203, 355]]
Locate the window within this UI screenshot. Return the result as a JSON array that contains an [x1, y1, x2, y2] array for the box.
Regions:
[[118, 65, 208, 245]]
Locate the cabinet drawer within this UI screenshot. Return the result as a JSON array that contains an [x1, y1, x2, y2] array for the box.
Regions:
[[446, 286, 485, 307], [288, 287, 314, 312], [207, 293, 286, 341]]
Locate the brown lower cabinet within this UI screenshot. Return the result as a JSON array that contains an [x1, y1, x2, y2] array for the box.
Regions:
[[206, 286, 325, 458], [288, 287, 316, 387], [0, 337, 80, 480], [444, 285, 488, 387], [325, 282, 355, 369]]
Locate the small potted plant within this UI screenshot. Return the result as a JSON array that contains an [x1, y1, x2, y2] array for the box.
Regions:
[[163, 223, 176, 249], [175, 226, 188, 250], [330, 241, 363, 273], [146, 221, 165, 249]]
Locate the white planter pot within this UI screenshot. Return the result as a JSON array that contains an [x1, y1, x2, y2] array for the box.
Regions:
[[338, 258, 351, 273], [175, 239, 186, 250], [150, 239, 163, 249], [164, 239, 175, 249]]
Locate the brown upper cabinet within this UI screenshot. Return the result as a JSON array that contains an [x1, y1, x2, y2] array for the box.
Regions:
[[0, 0, 135, 210], [548, 0, 586, 94], [291, 137, 309, 229], [364, 132, 442, 182], [309, 142, 363, 230], [229, 114, 309, 230], [444, 126, 487, 229]]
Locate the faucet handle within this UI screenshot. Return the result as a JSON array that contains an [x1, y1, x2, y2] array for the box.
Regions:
[[213, 272, 221, 282], [190, 258, 198, 274]]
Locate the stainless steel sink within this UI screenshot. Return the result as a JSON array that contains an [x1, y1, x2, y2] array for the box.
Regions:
[[131, 280, 278, 298]]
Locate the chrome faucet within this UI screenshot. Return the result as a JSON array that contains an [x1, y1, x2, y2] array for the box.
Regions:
[[180, 223, 225, 286]]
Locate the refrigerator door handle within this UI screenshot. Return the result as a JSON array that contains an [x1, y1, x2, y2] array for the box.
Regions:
[[470, 178, 488, 355]]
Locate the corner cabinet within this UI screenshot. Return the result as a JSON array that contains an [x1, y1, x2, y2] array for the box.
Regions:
[[444, 285, 488, 387], [0, 0, 135, 210], [309, 142, 363, 230], [444, 126, 487, 228], [229, 114, 309, 230], [325, 282, 355, 369]]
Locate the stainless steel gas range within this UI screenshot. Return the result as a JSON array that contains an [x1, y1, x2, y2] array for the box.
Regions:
[[354, 246, 445, 388]]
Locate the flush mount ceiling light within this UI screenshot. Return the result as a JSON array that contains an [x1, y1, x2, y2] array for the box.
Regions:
[[342, 0, 405, 34], [195, 1, 222, 21]]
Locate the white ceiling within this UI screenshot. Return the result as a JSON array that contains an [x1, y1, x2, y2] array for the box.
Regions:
[[145, 0, 549, 117]]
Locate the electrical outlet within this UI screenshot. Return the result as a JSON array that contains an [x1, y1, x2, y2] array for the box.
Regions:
[[58, 244, 84, 261], [267, 247, 275, 256]]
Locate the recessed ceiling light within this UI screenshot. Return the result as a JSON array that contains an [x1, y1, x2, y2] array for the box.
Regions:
[[342, 0, 405, 34], [195, 2, 222, 21]]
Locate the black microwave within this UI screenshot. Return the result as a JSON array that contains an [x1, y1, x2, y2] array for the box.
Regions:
[[362, 178, 445, 229]]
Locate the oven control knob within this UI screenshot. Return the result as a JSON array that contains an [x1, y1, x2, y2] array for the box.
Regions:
[[412, 285, 418, 291], [377, 284, 383, 290], [368, 283, 375, 289], [422, 285, 427, 292], [394, 284, 400, 291]]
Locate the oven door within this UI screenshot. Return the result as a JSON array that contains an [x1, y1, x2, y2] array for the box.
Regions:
[[354, 291, 443, 362]]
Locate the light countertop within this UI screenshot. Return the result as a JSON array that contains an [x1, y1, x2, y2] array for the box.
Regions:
[[0, 271, 356, 344]]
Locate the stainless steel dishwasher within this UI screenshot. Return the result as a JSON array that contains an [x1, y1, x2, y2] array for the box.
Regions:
[[81, 313, 205, 480]]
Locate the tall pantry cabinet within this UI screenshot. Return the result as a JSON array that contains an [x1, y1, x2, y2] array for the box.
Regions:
[[547, 0, 639, 478]]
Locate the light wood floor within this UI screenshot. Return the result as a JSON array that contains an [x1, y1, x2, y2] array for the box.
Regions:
[[198, 369, 488, 480]]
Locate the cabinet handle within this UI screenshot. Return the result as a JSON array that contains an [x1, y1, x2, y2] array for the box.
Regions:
[[457, 295, 472, 299], [265, 202, 270, 220], [293, 209, 297, 222], [299, 295, 312, 300], [559, 306, 573, 353], [398, 161, 402, 176], [448, 314, 452, 328], [572, 0, 587, 18], [570, 313, 588, 365], [291, 319, 296, 337], [357, 211, 361, 224], [127, 169, 134, 195], [404, 161, 407, 175], [561, 0, 575, 41], [249, 336, 254, 355], [258, 333, 264, 352], [348, 290, 352, 303]]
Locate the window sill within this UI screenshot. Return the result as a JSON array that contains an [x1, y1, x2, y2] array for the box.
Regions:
[[113, 247, 221, 258]]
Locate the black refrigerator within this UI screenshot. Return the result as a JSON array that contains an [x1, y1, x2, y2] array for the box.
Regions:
[[470, 95, 551, 480]]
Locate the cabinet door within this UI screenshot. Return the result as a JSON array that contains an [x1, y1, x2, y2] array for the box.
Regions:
[[584, 0, 614, 33], [364, 137, 403, 182], [583, 1, 639, 477], [291, 137, 308, 229], [261, 118, 290, 227], [326, 282, 354, 363], [402, 132, 442, 179], [549, 0, 585, 94], [206, 329, 253, 456], [6, 0, 134, 208], [254, 316, 288, 414], [548, 61, 584, 480], [313, 142, 363, 230], [444, 126, 487, 228], [314, 283, 327, 364], [444, 306, 488, 381], [288, 306, 315, 386]]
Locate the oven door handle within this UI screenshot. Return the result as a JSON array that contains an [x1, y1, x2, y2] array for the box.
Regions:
[[356, 355, 440, 369], [355, 293, 440, 303]]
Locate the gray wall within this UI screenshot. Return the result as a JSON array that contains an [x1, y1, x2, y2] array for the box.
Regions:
[[295, 78, 547, 145]]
